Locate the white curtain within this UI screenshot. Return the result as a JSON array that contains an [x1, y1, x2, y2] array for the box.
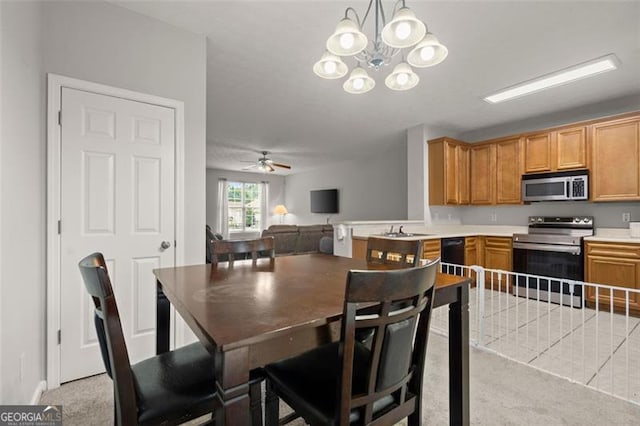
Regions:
[[217, 178, 229, 239], [260, 181, 269, 231]]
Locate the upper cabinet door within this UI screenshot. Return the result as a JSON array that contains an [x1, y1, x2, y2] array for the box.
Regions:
[[458, 145, 471, 205], [470, 144, 495, 205], [591, 117, 640, 201], [524, 132, 553, 173], [444, 140, 459, 204], [495, 137, 522, 204], [556, 126, 587, 170]]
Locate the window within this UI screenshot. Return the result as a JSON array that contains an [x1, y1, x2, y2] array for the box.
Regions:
[[227, 182, 262, 232]]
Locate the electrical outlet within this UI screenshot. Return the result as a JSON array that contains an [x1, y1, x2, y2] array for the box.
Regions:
[[490, 213, 497, 222], [447, 213, 452, 221], [623, 212, 631, 222]]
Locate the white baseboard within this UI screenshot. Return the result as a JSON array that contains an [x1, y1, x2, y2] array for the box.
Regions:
[[30, 380, 47, 405]]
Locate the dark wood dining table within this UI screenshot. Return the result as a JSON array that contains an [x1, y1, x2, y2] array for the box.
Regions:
[[154, 253, 470, 426]]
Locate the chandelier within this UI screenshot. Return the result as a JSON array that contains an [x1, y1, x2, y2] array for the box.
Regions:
[[313, 0, 448, 94]]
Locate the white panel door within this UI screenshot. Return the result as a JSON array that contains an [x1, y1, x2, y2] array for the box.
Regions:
[[59, 87, 175, 382]]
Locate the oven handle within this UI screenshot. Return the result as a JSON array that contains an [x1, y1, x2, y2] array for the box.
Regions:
[[513, 242, 581, 255]]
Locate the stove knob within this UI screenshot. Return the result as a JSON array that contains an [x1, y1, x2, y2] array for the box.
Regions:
[[583, 218, 590, 223], [537, 217, 543, 222], [573, 218, 580, 223]]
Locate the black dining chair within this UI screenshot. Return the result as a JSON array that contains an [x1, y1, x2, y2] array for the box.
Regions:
[[78, 252, 221, 425], [210, 236, 275, 265], [366, 237, 423, 267], [263, 258, 439, 426]]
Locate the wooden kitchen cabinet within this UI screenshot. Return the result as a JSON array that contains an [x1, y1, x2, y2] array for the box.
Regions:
[[556, 126, 587, 170], [464, 237, 478, 266], [470, 144, 495, 205], [483, 236, 512, 292], [590, 116, 640, 201], [585, 242, 640, 315], [495, 137, 523, 204], [524, 132, 553, 173], [524, 126, 587, 173], [428, 138, 469, 205], [352, 238, 367, 260], [422, 239, 441, 261]]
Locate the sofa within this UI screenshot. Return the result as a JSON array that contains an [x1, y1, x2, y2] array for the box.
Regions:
[[261, 224, 334, 255]]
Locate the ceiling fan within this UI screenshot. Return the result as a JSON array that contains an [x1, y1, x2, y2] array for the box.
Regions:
[[241, 151, 291, 173]]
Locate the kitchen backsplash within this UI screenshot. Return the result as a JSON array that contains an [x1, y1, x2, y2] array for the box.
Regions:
[[429, 202, 640, 228]]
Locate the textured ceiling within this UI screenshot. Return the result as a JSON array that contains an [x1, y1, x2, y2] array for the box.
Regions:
[[114, 1, 640, 175]]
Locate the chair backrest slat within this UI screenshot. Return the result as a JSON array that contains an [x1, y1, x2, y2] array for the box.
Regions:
[[366, 237, 423, 267], [211, 236, 275, 265], [337, 258, 439, 425]]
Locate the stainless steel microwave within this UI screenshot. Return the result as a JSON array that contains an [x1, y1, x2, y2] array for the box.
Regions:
[[522, 170, 588, 202]]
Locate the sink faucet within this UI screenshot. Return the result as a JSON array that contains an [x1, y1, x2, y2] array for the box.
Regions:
[[399, 225, 404, 234], [389, 225, 394, 233]]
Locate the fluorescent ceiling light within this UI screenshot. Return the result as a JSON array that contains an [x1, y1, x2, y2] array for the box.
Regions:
[[484, 54, 620, 104]]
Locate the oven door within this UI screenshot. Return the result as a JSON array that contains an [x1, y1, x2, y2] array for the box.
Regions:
[[512, 243, 584, 307]]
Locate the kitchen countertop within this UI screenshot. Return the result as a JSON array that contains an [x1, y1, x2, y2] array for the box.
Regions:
[[584, 228, 640, 244], [351, 225, 640, 244], [351, 224, 527, 240]]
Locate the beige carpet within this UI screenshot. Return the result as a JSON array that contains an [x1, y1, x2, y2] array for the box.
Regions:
[[41, 333, 640, 425]]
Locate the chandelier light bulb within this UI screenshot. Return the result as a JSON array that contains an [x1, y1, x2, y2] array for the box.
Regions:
[[313, 51, 348, 79], [381, 7, 426, 48], [340, 32, 355, 49], [420, 46, 435, 61], [394, 21, 411, 40], [343, 67, 375, 94], [385, 62, 419, 91], [323, 61, 337, 74], [407, 33, 448, 68], [396, 72, 409, 86], [326, 17, 368, 56]]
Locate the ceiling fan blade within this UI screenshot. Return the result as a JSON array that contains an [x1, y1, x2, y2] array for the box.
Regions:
[[241, 164, 258, 170], [271, 162, 291, 169]]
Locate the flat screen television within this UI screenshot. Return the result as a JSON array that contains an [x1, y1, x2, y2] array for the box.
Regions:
[[310, 189, 339, 214]]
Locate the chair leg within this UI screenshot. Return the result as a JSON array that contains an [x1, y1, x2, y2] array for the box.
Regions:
[[250, 381, 263, 426], [264, 379, 279, 426]]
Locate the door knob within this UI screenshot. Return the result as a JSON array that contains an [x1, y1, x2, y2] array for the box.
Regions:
[[160, 241, 171, 250]]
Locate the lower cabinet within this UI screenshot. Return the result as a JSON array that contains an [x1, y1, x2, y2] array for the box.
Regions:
[[585, 242, 640, 315], [352, 238, 367, 260], [422, 239, 441, 261], [483, 236, 512, 292]]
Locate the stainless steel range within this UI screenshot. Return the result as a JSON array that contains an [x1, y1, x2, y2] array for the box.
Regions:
[[512, 216, 594, 306]]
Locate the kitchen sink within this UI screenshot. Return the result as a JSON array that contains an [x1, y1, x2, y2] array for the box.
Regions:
[[381, 232, 432, 238]]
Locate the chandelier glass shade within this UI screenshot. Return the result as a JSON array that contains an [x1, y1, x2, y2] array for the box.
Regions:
[[313, 0, 447, 94]]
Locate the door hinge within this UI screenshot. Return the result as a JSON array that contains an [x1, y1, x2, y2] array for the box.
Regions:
[[57, 220, 61, 235], [58, 110, 62, 126], [57, 330, 61, 345], [174, 240, 177, 248]]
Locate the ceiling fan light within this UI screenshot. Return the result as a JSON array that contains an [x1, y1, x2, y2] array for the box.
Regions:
[[343, 67, 375, 94], [385, 62, 419, 91], [407, 33, 448, 68], [381, 7, 426, 49], [313, 51, 348, 79], [326, 18, 368, 56]]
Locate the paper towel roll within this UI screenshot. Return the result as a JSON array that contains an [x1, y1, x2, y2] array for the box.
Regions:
[[631, 222, 640, 238]]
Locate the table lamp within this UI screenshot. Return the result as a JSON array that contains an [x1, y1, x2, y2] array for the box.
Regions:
[[273, 204, 288, 223]]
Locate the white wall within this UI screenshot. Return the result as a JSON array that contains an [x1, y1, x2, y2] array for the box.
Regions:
[[1, 0, 207, 403], [206, 169, 286, 235], [1, 0, 45, 404], [284, 146, 408, 225], [42, 0, 207, 265]]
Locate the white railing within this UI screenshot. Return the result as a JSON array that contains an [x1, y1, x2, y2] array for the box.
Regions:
[[433, 262, 640, 406]]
